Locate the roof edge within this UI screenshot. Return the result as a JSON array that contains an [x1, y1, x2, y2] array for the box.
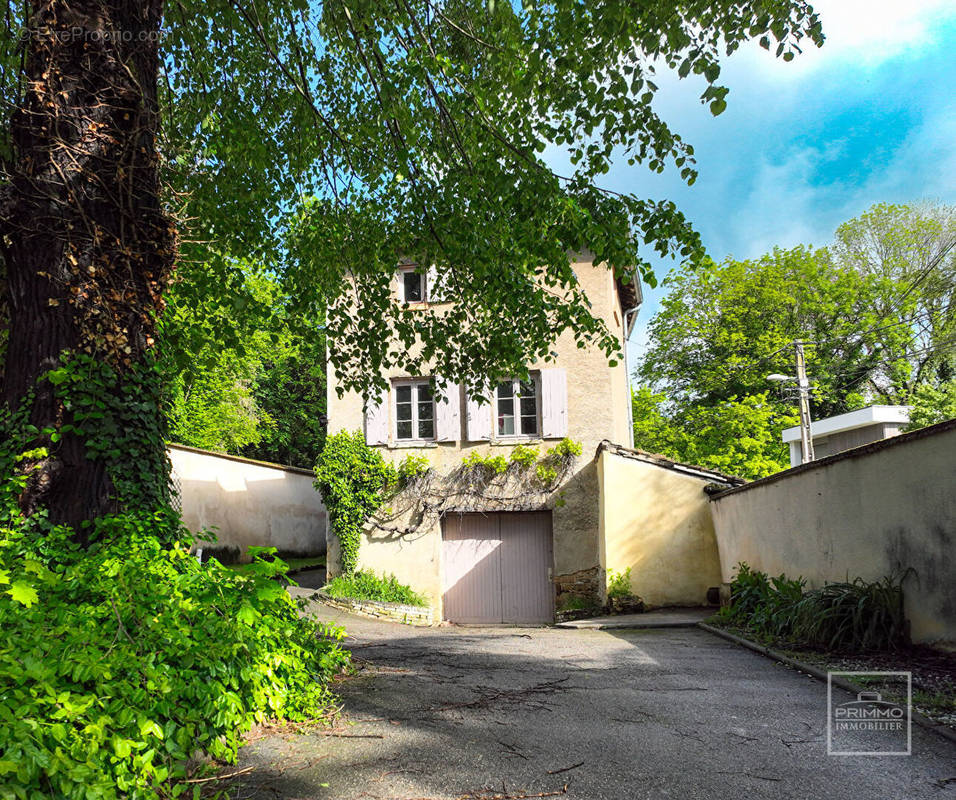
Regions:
[[596, 440, 747, 486]]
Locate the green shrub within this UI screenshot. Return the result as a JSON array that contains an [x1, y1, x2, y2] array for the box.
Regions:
[[314, 431, 396, 574], [790, 575, 909, 651], [324, 569, 427, 607], [549, 437, 583, 459], [606, 567, 633, 600], [558, 595, 596, 612], [533, 438, 582, 487], [461, 451, 508, 478], [717, 563, 804, 636], [508, 444, 538, 470], [718, 562, 910, 651], [0, 515, 349, 799], [397, 453, 431, 485], [534, 462, 558, 485]]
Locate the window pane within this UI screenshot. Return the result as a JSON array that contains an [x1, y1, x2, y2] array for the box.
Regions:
[[518, 380, 535, 398], [521, 413, 538, 436], [418, 400, 433, 420], [403, 271, 423, 302], [396, 385, 412, 404], [497, 381, 513, 398], [498, 414, 515, 436], [519, 394, 536, 418], [396, 420, 413, 439], [418, 384, 433, 402], [418, 417, 434, 439]]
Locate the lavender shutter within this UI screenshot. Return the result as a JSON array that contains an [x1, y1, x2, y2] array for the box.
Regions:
[[465, 383, 492, 441], [364, 386, 389, 446], [540, 368, 568, 438], [435, 381, 461, 442], [426, 264, 440, 302]]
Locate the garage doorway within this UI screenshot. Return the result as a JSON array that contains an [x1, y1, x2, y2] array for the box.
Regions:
[[442, 511, 554, 624]]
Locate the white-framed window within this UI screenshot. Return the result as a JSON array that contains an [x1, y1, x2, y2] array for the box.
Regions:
[[394, 380, 435, 441], [495, 376, 540, 437], [399, 266, 426, 303]]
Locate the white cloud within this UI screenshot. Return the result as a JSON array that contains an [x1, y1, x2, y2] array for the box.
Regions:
[[733, 0, 956, 79]]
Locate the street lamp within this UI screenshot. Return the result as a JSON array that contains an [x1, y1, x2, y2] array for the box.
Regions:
[[766, 341, 815, 465]]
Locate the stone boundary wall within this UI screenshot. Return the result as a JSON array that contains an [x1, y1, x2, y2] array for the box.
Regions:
[[169, 443, 326, 563], [709, 419, 956, 646], [317, 591, 435, 626]]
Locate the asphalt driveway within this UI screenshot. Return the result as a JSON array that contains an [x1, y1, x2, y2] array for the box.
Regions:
[[232, 600, 955, 799]]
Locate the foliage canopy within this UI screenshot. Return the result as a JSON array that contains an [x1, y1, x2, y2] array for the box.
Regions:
[[634, 203, 956, 479], [158, 0, 817, 395]]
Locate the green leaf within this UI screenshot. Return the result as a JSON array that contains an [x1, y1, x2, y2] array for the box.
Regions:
[[237, 602, 260, 626], [7, 582, 39, 608]]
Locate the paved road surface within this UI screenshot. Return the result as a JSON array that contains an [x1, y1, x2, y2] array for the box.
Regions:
[[232, 600, 955, 799]]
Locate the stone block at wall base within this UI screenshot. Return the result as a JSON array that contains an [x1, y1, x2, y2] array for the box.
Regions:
[[315, 591, 434, 626], [554, 565, 602, 609], [606, 596, 645, 615], [555, 607, 602, 623]]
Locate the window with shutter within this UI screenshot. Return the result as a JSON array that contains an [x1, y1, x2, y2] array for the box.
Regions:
[[465, 383, 492, 441], [494, 377, 540, 437], [435, 381, 461, 441], [540, 368, 568, 438], [364, 388, 389, 446], [394, 380, 435, 441]]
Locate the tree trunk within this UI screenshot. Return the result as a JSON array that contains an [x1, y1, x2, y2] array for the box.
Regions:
[[0, 0, 175, 529]]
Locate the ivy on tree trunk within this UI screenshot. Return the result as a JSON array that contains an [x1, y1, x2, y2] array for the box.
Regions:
[[0, 1, 175, 528]]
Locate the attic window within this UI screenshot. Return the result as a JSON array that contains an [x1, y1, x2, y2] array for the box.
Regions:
[[401, 268, 425, 303]]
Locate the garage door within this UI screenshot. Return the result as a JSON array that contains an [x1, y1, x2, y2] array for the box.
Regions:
[[442, 512, 554, 624]]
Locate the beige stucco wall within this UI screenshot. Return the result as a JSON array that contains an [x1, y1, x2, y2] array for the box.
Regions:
[[599, 449, 723, 607], [326, 258, 632, 617], [709, 422, 956, 645], [169, 445, 327, 563]]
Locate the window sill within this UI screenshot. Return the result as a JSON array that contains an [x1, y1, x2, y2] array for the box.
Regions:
[[490, 438, 543, 447], [387, 440, 439, 449]]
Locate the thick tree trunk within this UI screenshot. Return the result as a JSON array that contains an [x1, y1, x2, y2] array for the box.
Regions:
[[0, 1, 174, 528]]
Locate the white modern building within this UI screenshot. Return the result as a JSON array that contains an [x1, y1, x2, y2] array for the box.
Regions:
[[782, 405, 911, 467]]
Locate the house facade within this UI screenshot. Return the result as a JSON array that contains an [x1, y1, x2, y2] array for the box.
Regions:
[[326, 255, 641, 623]]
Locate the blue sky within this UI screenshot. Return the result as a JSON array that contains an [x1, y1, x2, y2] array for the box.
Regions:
[[563, 1, 956, 375]]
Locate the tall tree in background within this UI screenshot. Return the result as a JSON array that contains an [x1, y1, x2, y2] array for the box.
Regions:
[[161, 267, 327, 466], [0, 1, 823, 528], [634, 202, 956, 479]]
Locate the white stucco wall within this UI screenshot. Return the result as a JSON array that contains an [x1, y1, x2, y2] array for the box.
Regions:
[[709, 421, 956, 646], [599, 446, 727, 608], [169, 444, 327, 562]]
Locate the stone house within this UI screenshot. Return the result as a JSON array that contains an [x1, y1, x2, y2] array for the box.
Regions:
[[326, 255, 737, 623]]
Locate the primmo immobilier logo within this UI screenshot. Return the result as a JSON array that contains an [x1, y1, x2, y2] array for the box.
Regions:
[[827, 672, 912, 756]]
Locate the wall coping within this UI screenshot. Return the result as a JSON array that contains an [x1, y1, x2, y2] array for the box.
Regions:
[[168, 442, 315, 477], [708, 418, 956, 501], [596, 440, 746, 486]]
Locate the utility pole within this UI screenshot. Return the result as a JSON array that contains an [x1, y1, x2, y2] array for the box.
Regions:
[[794, 340, 815, 464]]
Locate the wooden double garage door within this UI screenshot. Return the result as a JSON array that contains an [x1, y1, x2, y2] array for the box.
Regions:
[[442, 512, 554, 624]]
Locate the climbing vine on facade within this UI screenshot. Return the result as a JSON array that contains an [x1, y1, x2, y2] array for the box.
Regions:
[[313, 431, 397, 575], [314, 433, 584, 571]]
